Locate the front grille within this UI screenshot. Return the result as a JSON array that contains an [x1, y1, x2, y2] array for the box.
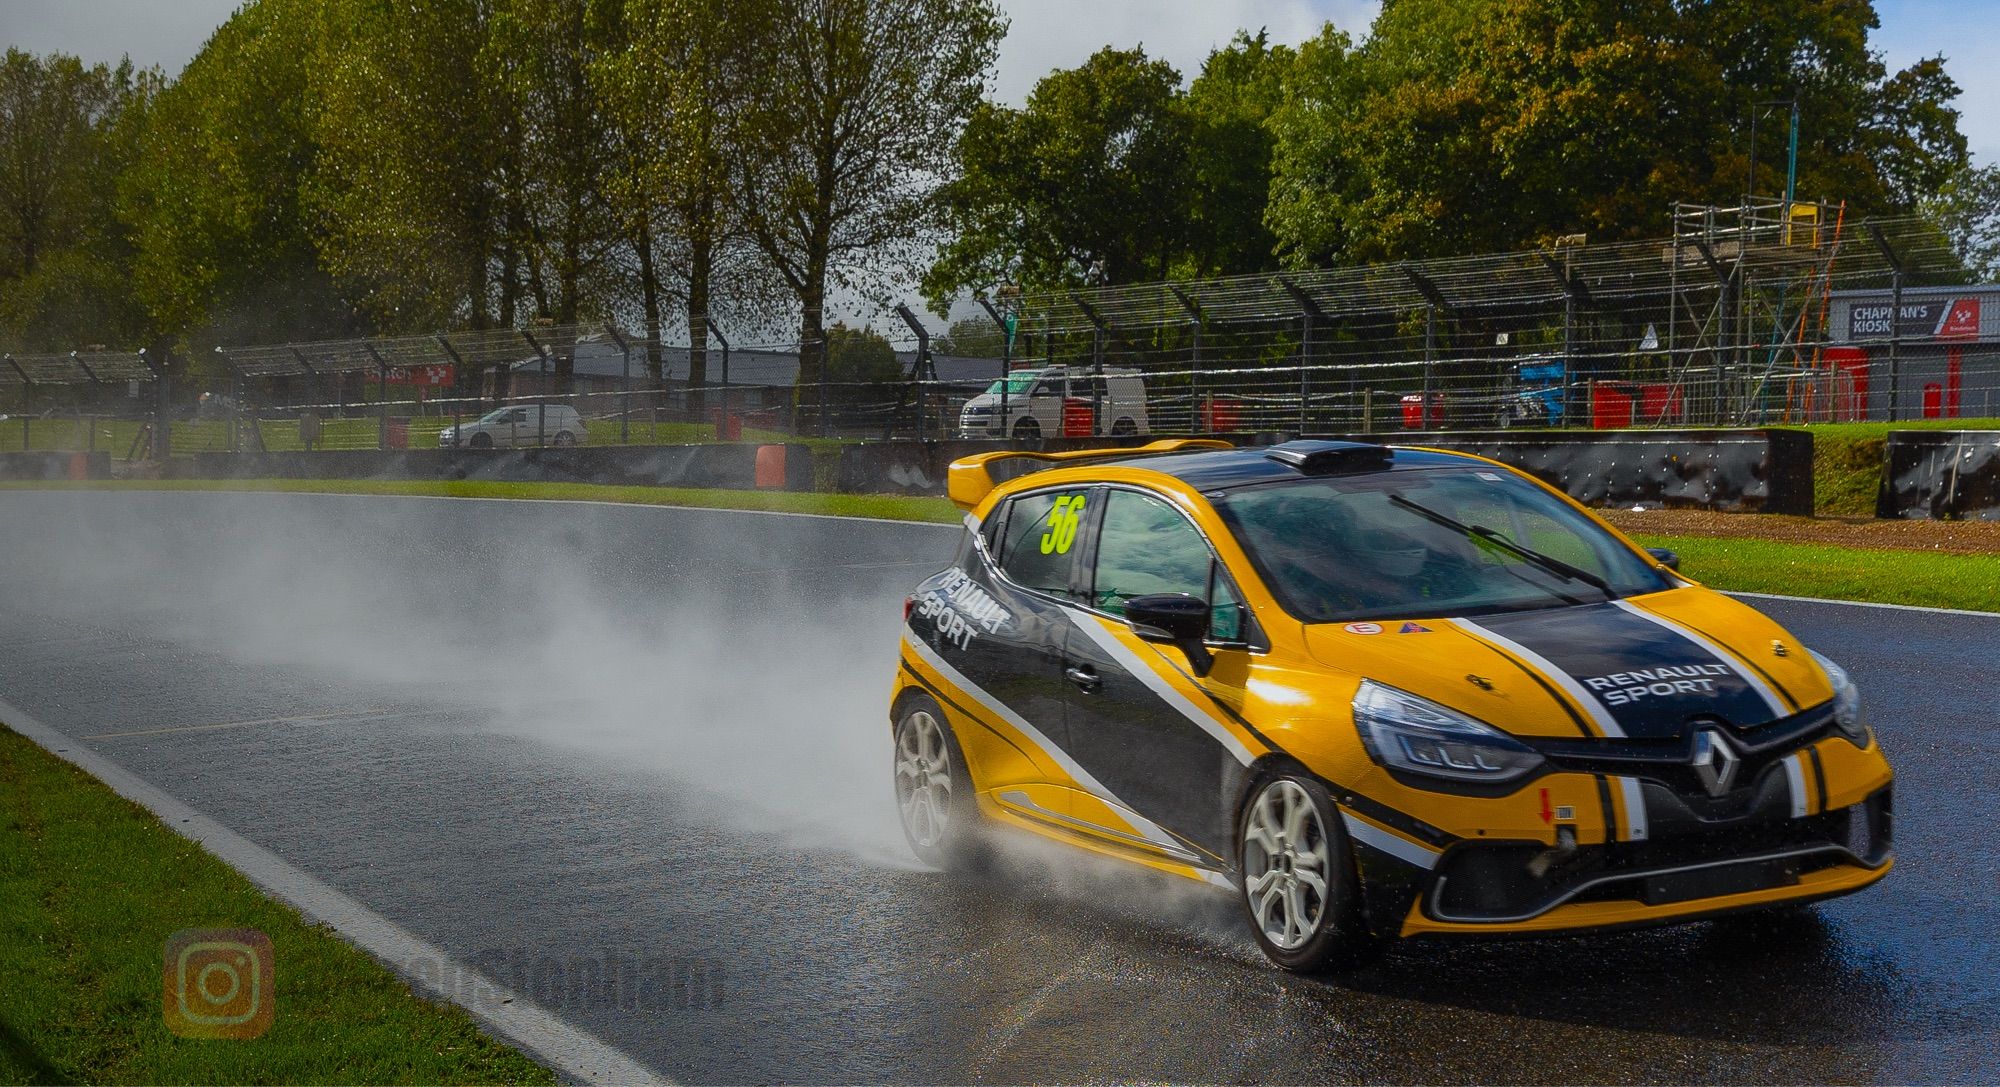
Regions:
[[1528, 705, 1836, 798], [1428, 789, 1890, 923]]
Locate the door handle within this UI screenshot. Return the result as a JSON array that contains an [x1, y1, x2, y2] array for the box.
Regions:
[[1064, 664, 1100, 692]]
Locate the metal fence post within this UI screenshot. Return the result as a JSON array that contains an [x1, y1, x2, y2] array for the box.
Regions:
[[4, 355, 29, 451], [605, 324, 631, 444], [1868, 225, 1905, 423], [1171, 286, 1203, 434], [364, 343, 389, 449], [979, 295, 1013, 439], [709, 319, 731, 441], [521, 330, 551, 447], [433, 335, 464, 445], [896, 303, 932, 442]]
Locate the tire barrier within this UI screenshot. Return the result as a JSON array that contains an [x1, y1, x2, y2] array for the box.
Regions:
[[184, 444, 815, 492], [1335, 429, 1815, 515], [1878, 431, 2000, 520], [0, 450, 110, 481]]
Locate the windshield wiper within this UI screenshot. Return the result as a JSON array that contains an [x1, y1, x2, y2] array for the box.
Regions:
[[1386, 492, 1612, 596]]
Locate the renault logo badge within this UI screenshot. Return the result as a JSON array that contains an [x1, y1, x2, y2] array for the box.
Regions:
[[1690, 729, 1740, 797]]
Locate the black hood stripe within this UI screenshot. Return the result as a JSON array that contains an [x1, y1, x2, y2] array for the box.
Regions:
[[1608, 601, 1792, 717], [1449, 617, 1628, 737], [1630, 605, 1800, 711], [1456, 602, 1788, 738]]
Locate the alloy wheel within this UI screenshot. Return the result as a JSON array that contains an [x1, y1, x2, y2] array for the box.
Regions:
[[895, 710, 953, 849], [1241, 779, 1332, 950]]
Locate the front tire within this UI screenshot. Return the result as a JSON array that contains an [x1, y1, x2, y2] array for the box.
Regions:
[[1011, 416, 1040, 440], [1237, 773, 1378, 973], [893, 696, 985, 870]]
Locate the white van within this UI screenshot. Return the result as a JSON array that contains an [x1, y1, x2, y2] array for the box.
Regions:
[[438, 404, 588, 448], [956, 366, 1149, 439]]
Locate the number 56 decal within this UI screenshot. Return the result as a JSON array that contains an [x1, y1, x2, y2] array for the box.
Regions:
[[1040, 493, 1087, 554]]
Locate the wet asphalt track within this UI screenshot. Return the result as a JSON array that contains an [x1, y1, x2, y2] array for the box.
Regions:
[[0, 489, 1996, 1084]]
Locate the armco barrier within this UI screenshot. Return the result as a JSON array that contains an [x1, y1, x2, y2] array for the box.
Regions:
[[0, 450, 110, 481], [1878, 431, 2000, 520], [184, 444, 814, 492], [1339, 429, 1814, 514], [837, 430, 1810, 513]]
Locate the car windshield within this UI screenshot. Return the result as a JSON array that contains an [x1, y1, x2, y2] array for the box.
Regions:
[[1213, 467, 1672, 622], [984, 370, 1040, 397], [477, 407, 519, 423]]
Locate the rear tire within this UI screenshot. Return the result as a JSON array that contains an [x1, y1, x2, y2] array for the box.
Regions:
[[1237, 772, 1380, 973], [893, 694, 986, 871], [552, 430, 576, 446]]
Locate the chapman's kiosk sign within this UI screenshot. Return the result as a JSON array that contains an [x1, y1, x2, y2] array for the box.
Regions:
[[1829, 285, 1998, 420]]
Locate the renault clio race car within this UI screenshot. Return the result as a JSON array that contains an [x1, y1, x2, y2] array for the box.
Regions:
[[889, 439, 1893, 972]]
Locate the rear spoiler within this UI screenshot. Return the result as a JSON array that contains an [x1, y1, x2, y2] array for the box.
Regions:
[[946, 439, 1232, 511]]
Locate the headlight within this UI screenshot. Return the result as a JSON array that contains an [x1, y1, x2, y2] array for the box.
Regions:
[[1353, 680, 1545, 786], [1807, 648, 1866, 742]]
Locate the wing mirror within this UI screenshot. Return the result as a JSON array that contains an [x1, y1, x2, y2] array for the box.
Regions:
[[1125, 592, 1214, 677], [1645, 547, 1680, 571]]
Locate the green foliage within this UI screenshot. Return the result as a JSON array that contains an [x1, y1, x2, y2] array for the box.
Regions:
[[933, 315, 1004, 357], [727, 0, 1005, 412], [1266, 0, 1973, 264], [926, 35, 1288, 306], [819, 321, 903, 400], [1923, 163, 2000, 281], [305, 0, 511, 331], [0, 50, 154, 351], [117, 0, 358, 348]]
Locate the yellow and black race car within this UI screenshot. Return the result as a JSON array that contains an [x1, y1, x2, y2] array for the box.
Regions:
[[889, 439, 1894, 972]]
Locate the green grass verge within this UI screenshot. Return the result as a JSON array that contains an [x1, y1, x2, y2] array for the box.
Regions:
[[6, 477, 1993, 611], [1783, 419, 2000, 518], [1629, 533, 2000, 613], [0, 724, 555, 1085]]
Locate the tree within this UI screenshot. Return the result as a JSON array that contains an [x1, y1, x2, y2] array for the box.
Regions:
[[725, 0, 1005, 429], [925, 46, 1192, 306], [1183, 31, 1292, 279], [305, 0, 512, 332], [932, 315, 1003, 357], [118, 0, 360, 352], [0, 49, 154, 350], [1924, 163, 2000, 281], [597, 0, 782, 411], [1266, 0, 1972, 265]]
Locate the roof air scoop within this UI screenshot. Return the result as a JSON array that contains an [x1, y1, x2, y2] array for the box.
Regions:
[[1263, 440, 1393, 474]]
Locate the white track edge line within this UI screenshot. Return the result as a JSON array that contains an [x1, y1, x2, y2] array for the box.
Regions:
[[0, 694, 667, 1086], [1724, 590, 2000, 619]]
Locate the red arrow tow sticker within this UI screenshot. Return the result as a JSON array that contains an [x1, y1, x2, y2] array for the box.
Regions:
[[1539, 787, 1554, 825]]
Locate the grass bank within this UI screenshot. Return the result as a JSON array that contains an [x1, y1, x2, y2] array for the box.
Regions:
[[1791, 418, 2000, 517], [8, 477, 1995, 612], [0, 723, 554, 1085]]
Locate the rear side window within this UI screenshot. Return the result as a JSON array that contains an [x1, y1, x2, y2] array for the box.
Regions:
[[997, 489, 1090, 598]]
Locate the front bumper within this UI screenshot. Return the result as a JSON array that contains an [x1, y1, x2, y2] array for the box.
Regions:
[[1330, 722, 1895, 939], [1402, 787, 1891, 936]]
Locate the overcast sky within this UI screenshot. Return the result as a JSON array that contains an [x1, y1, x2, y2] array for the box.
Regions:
[[1, 0, 1990, 161]]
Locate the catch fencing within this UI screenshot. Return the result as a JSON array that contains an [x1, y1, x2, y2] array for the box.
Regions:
[[2, 205, 1990, 460]]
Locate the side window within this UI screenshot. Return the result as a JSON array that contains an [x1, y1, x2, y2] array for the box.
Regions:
[[1209, 567, 1245, 642], [999, 489, 1089, 598], [1091, 490, 1212, 616]]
